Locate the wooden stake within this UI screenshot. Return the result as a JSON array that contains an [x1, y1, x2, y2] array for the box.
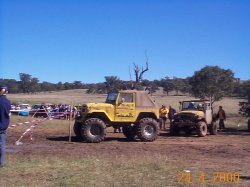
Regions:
[[69, 102, 73, 142]]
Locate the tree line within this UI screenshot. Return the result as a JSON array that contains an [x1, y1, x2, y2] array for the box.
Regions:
[[0, 66, 249, 103]]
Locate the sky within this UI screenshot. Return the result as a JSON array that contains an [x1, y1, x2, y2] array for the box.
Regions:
[[1, 0, 250, 83]]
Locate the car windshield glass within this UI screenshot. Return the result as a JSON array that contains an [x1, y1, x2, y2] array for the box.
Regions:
[[182, 101, 204, 111], [106, 92, 118, 104]]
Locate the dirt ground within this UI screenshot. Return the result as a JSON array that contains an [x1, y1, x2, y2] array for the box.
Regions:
[[6, 120, 250, 186]]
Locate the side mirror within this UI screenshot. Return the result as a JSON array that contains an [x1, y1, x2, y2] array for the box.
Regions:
[[179, 102, 182, 110]]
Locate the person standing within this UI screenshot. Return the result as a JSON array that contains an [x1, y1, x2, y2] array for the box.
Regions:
[[217, 106, 226, 130], [0, 85, 11, 168], [159, 105, 169, 130], [168, 105, 176, 124]]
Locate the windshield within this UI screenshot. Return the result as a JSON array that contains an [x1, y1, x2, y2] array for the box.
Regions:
[[182, 101, 204, 111], [106, 92, 118, 104]]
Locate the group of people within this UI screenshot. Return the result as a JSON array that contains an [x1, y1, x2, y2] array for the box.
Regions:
[[159, 105, 176, 130], [159, 104, 227, 131]]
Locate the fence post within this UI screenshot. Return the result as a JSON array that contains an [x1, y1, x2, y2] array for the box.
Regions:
[[69, 102, 73, 142]]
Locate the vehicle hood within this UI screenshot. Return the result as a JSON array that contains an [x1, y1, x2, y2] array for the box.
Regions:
[[177, 110, 205, 118]]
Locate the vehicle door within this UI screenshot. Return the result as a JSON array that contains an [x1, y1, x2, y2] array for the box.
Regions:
[[115, 92, 135, 122]]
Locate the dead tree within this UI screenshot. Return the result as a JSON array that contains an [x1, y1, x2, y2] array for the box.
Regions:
[[129, 53, 149, 89]]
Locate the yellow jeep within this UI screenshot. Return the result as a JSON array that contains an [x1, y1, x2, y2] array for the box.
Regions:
[[74, 90, 159, 143], [171, 100, 217, 137]]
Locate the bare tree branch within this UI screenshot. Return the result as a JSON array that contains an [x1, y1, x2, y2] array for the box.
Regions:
[[138, 52, 149, 82], [129, 66, 134, 89], [129, 52, 150, 89], [133, 62, 140, 82]]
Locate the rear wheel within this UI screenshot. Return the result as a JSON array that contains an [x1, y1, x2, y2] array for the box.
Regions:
[[209, 122, 217, 135], [197, 121, 207, 137], [136, 118, 159, 142], [122, 126, 136, 141], [81, 118, 106, 143]]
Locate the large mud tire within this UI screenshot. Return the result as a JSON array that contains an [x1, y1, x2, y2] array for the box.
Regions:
[[209, 122, 217, 135], [197, 121, 207, 137], [81, 118, 106, 143], [170, 124, 180, 136], [122, 126, 136, 141], [136, 118, 159, 142], [74, 122, 83, 140]]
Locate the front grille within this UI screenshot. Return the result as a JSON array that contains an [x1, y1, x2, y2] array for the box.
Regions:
[[174, 114, 196, 122]]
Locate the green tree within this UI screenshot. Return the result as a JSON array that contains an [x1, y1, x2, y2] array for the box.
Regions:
[[189, 66, 235, 102], [161, 77, 174, 96], [56, 82, 65, 90], [180, 78, 192, 94], [0, 79, 19, 93], [41, 81, 55, 91], [104, 76, 121, 92], [73, 81, 83, 89], [30, 78, 40, 93], [19, 73, 32, 93], [172, 77, 187, 95]]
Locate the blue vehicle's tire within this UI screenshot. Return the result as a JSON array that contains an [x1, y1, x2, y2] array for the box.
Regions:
[[81, 118, 106, 143]]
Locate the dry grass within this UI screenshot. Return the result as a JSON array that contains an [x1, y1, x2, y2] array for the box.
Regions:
[[1, 155, 180, 187]]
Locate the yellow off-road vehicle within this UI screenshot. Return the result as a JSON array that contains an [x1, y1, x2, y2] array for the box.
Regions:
[[74, 90, 159, 143], [171, 100, 217, 137]]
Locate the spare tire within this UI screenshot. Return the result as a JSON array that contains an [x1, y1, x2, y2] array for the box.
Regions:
[[81, 118, 106, 143]]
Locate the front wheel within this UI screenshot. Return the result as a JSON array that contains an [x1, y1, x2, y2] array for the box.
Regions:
[[136, 118, 159, 142], [197, 121, 207, 137], [81, 118, 106, 143]]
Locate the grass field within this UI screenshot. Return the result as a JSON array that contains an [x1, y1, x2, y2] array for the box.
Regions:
[[2, 90, 249, 187]]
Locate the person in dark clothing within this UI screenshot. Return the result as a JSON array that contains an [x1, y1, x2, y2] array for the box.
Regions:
[[217, 106, 226, 130], [168, 105, 176, 124], [0, 85, 11, 168]]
